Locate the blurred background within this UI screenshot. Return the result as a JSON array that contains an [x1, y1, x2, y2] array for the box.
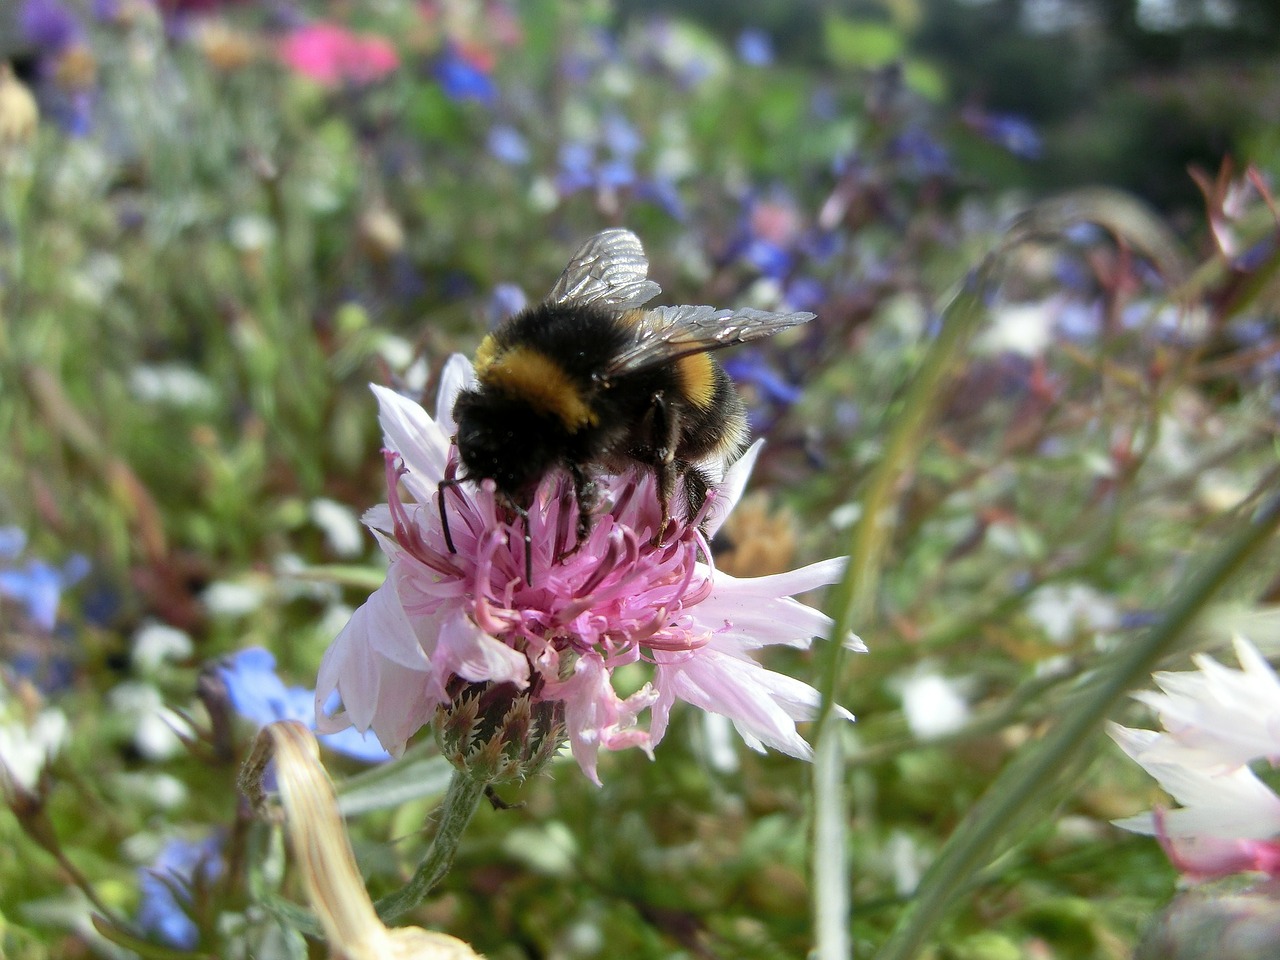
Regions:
[[1, 0, 1278, 958]]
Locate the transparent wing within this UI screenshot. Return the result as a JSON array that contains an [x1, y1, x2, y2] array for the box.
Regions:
[[606, 305, 816, 377], [545, 228, 662, 310]]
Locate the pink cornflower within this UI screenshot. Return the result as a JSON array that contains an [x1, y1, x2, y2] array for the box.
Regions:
[[278, 22, 399, 88], [1109, 636, 1280, 880], [316, 356, 862, 784]]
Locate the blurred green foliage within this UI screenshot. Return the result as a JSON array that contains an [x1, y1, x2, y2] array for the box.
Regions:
[[0, 1, 1278, 958]]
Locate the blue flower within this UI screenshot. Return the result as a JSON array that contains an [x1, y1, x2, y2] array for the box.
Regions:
[[744, 239, 792, 280], [962, 107, 1043, 160], [887, 128, 952, 179], [596, 157, 636, 190], [218, 648, 390, 762], [136, 835, 223, 950], [736, 28, 774, 67], [725, 353, 805, 407], [487, 124, 530, 165], [0, 536, 89, 632], [487, 283, 528, 325], [636, 178, 687, 220], [434, 46, 497, 105], [601, 112, 642, 159], [556, 141, 596, 193], [783, 276, 825, 313]]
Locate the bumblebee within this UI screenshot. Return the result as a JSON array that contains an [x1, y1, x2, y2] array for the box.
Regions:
[[451, 228, 814, 548]]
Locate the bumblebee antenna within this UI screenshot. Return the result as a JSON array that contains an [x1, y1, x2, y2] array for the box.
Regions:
[[437, 478, 461, 554]]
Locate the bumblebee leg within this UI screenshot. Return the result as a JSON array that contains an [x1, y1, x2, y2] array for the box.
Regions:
[[570, 462, 594, 550], [646, 392, 683, 545], [437, 478, 461, 553], [513, 503, 533, 586], [683, 463, 712, 526]]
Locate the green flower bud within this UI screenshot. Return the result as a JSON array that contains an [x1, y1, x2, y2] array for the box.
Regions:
[[435, 681, 566, 783]]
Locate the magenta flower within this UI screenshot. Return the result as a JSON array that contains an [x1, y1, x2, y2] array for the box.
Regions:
[[278, 22, 399, 88], [316, 357, 862, 783]]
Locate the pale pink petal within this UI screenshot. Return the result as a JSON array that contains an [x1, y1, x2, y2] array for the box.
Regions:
[[1159, 835, 1280, 880], [362, 504, 394, 536], [552, 653, 655, 785], [1109, 723, 1280, 839], [1134, 636, 1280, 770], [435, 353, 477, 437], [371, 384, 451, 503], [695, 559, 864, 652], [371, 383, 450, 471], [363, 662, 440, 756], [315, 613, 441, 755], [651, 649, 824, 759], [702, 439, 763, 537], [433, 607, 530, 688]]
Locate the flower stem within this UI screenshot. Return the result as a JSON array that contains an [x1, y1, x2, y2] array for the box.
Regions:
[[811, 259, 991, 960], [875, 490, 1280, 960], [374, 768, 488, 923]]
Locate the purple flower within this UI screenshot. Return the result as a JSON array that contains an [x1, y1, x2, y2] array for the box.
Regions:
[[136, 835, 223, 950], [0, 534, 89, 632], [19, 0, 83, 54], [736, 28, 774, 67], [487, 124, 530, 165], [961, 106, 1043, 160], [434, 46, 497, 105], [635, 178, 687, 220], [783, 276, 826, 313], [315, 359, 863, 784], [218, 648, 389, 762], [887, 128, 952, 179]]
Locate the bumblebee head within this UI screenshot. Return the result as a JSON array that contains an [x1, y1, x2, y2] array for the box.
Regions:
[[453, 387, 560, 500]]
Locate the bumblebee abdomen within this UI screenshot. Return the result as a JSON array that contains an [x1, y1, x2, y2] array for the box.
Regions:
[[676, 357, 748, 462], [676, 352, 717, 410]]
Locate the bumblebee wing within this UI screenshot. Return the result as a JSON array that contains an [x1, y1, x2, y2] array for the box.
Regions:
[[606, 305, 815, 377], [546, 228, 662, 310]]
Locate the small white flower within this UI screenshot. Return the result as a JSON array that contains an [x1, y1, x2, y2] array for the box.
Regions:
[[1027, 582, 1120, 645], [977, 300, 1054, 357], [129, 364, 218, 410], [202, 580, 265, 618], [899, 672, 970, 740], [131, 621, 194, 674], [108, 683, 192, 761], [309, 498, 365, 558], [0, 707, 68, 792]]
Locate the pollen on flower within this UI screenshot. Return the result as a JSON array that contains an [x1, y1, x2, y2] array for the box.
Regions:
[[315, 357, 860, 784]]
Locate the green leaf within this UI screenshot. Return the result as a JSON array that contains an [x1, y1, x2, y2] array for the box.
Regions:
[[824, 15, 905, 70], [336, 751, 454, 816]]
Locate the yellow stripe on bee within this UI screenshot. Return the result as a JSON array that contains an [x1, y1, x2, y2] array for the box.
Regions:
[[473, 334, 500, 377], [677, 352, 716, 409], [478, 344, 598, 432]]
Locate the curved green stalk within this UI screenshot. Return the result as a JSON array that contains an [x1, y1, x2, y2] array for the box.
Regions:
[[875, 491, 1280, 960], [374, 768, 488, 923], [811, 270, 992, 960]]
